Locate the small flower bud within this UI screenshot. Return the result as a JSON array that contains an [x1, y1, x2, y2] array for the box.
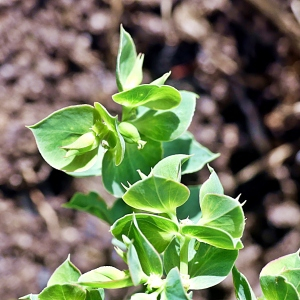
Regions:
[[118, 122, 146, 149]]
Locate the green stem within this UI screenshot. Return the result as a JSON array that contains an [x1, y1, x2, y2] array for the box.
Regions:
[[180, 237, 191, 275], [122, 106, 136, 121]]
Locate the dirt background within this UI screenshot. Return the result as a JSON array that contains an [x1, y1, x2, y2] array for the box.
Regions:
[[0, 0, 300, 299]]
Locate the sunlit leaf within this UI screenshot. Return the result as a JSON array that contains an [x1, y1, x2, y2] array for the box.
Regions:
[[199, 166, 224, 205], [151, 71, 171, 86], [39, 284, 86, 300], [260, 250, 300, 299], [78, 266, 133, 289], [123, 176, 190, 215], [133, 91, 196, 142], [116, 25, 139, 92], [112, 84, 181, 110], [28, 105, 96, 172], [151, 154, 190, 182], [47, 255, 81, 286], [181, 193, 245, 249]]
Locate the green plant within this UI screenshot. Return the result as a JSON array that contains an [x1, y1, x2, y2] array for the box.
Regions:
[[21, 26, 300, 300]]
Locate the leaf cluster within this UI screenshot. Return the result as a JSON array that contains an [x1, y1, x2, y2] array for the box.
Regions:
[[23, 25, 300, 300]]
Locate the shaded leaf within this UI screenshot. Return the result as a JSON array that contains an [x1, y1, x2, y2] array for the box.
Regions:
[[102, 137, 162, 197], [177, 185, 202, 223], [85, 289, 105, 300], [94, 102, 125, 166], [123, 236, 147, 285], [163, 238, 180, 274], [111, 213, 179, 253], [232, 266, 257, 300], [63, 192, 132, 225], [163, 132, 219, 174], [160, 268, 190, 300], [188, 243, 238, 289]]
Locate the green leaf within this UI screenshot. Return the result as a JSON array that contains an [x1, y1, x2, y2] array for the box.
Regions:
[[123, 176, 190, 215], [124, 53, 144, 90], [177, 185, 202, 223], [132, 91, 196, 142], [78, 266, 133, 289], [86, 289, 105, 300], [112, 84, 181, 110], [19, 295, 39, 300], [182, 194, 245, 249], [199, 166, 224, 205], [111, 213, 179, 253], [151, 154, 190, 182], [160, 268, 190, 300], [102, 137, 162, 197], [232, 266, 257, 300], [123, 236, 147, 285], [28, 105, 96, 172], [151, 71, 171, 85], [39, 284, 86, 300], [163, 132, 220, 174], [120, 215, 163, 276], [260, 250, 300, 299], [66, 147, 105, 177], [63, 192, 132, 225], [188, 242, 238, 289], [182, 224, 243, 250], [197, 193, 244, 238], [163, 238, 180, 274], [47, 255, 81, 286], [260, 276, 299, 300], [116, 25, 139, 92]]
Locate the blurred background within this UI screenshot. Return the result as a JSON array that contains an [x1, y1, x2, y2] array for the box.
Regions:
[[0, 0, 300, 299]]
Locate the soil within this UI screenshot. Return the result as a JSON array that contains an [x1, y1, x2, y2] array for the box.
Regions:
[[0, 0, 300, 299]]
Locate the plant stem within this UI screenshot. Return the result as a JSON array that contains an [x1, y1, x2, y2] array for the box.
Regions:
[[180, 237, 191, 275], [122, 106, 136, 121]]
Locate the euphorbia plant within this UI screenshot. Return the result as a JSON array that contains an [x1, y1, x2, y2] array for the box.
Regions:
[[21, 26, 300, 300]]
